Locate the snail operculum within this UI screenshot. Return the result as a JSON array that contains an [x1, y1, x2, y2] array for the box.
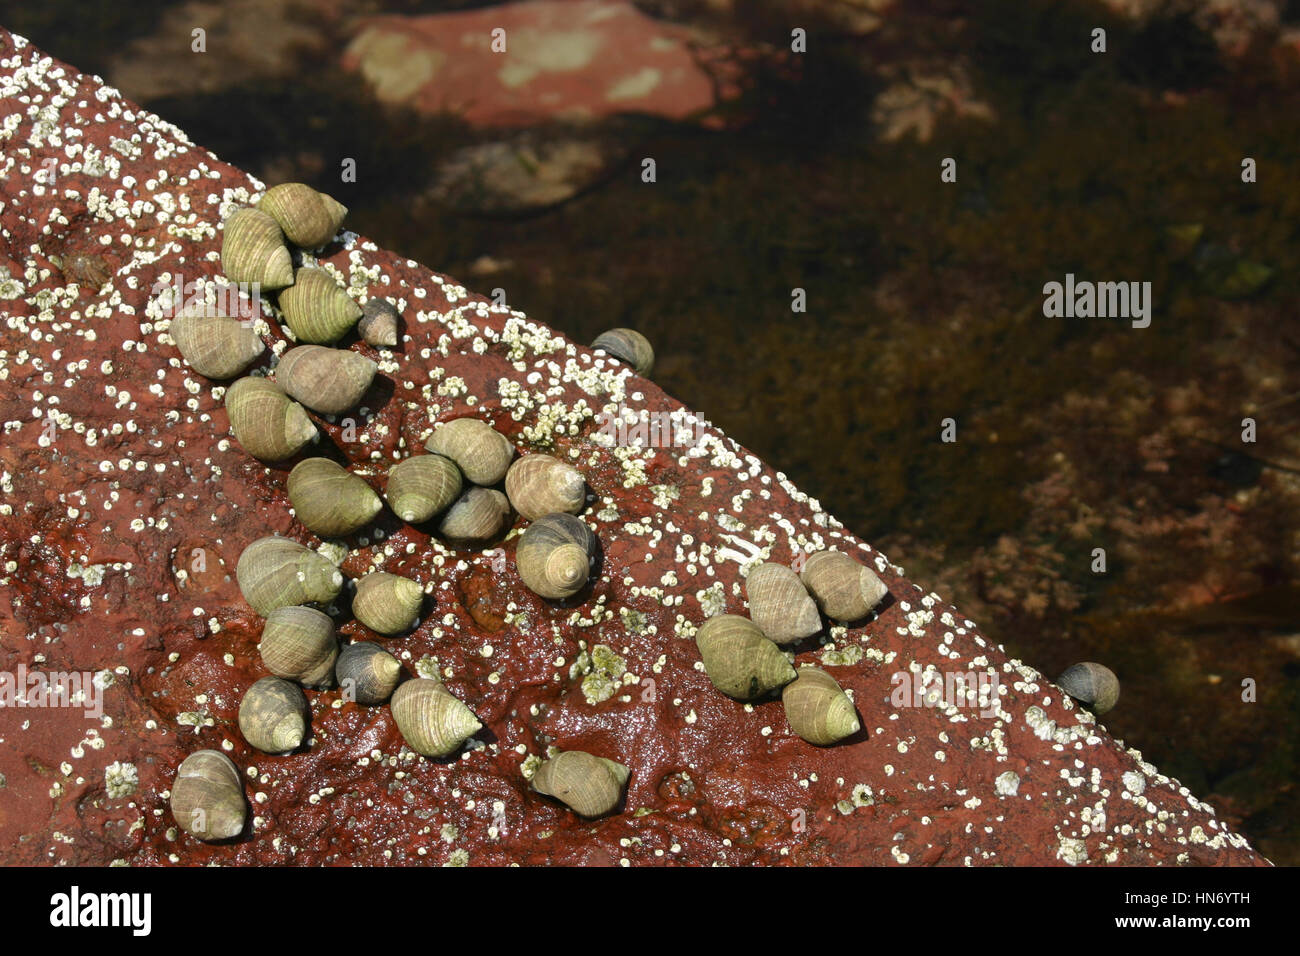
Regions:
[[531, 750, 630, 818], [515, 512, 597, 600], [170, 749, 246, 841], [238, 676, 311, 755], [694, 614, 797, 701], [389, 678, 481, 758]]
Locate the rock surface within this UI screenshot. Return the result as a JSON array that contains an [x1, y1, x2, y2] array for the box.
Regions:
[[0, 28, 1269, 866]]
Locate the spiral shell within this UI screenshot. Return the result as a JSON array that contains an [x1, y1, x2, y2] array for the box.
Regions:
[[277, 267, 363, 344], [516, 513, 597, 600], [287, 457, 383, 537], [238, 676, 310, 754], [745, 561, 821, 645], [170, 310, 265, 380], [225, 376, 318, 462], [1057, 662, 1120, 714], [352, 571, 423, 635], [695, 614, 797, 701], [782, 667, 861, 745], [358, 298, 401, 348], [505, 454, 585, 522], [258, 605, 338, 688], [799, 550, 888, 622], [336, 641, 402, 705], [390, 678, 481, 758], [592, 327, 654, 376], [170, 750, 246, 841], [221, 207, 293, 291], [437, 487, 512, 547], [424, 418, 515, 486], [386, 453, 462, 523], [257, 182, 347, 249], [276, 345, 377, 415], [532, 750, 630, 818], [236, 535, 344, 616]]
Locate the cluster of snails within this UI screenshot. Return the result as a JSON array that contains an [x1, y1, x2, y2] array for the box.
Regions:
[[695, 552, 889, 746]]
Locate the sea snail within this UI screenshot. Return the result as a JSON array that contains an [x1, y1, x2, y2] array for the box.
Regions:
[[799, 550, 889, 622], [238, 676, 310, 754], [695, 614, 797, 701], [258, 605, 338, 688], [746, 561, 821, 645], [170, 309, 265, 380], [221, 206, 293, 291], [390, 678, 482, 758], [352, 571, 423, 635], [505, 454, 585, 522], [236, 535, 345, 616], [532, 750, 630, 818], [225, 376, 318, 463], [277, 267, 363, 345], [336, 641, 402, 705], [1057, 662, 1120, 714], [170, 750, 246, 842], [276, 345, 377, 416], [358, 298, 401, 348], [782, 667, 861, 745], [257, 182, 347, 249], [516, 513, 598, 600], [592, 327, 654, 376], [386, 453, 462, 524], [438, 487, 512, 547], [424, 417, 515, 486], [287, 457, 383, 538]]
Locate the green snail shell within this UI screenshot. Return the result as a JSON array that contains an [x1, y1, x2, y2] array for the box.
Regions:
[[1057, 662, 1120, 714], [695, 614, 797, 701], [437, 487, 512, 547], [386, 453, 463, 523], [390, 678, 481, 758], [225, 376, 318, 463], [276, 345, 377, 416], [799, 550, 888, 622], [746, 561, 822, 645], [782, 666, 861, 745], [516, 513, 596, 600], [236, 535, 344, 616], [504, 454, 585, 522], [170, 749, 246, 842], [257, 182, 347, 249], [277, 267, 363, 344], [287, 457, 383, 537], [592, 327, 653, 376], [221, 207, 294, 291], [258, 605, 338, 688], [424, 417, 515, 486], [170, 309, 265, 380], [532, 750, 630, 818], [352, 571, 423, 635], [335, 641, 402, 705], [238, 676, 310, 754]]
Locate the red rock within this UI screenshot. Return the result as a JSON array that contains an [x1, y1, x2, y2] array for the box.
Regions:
[[0, 28, 1270, 866]]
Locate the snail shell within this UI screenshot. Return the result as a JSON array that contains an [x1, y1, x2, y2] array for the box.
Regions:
[[236, 535, 345, 616], [276, 345, 377, 415], [1057, 662, 1119, 714], [358, 298, 400, 348], [504, 454, 585, 522], [170, 749, 246, 841], [225, 376, 318, 462], [386, 453, 463, 523], [287, 457, 383, 537], [782, 667, 861, 745], [799, 550, 888, 622], [221, 207, 293, 291], [592, 327, 654, 376], [238, 676, 310, 754], [390, 678, 481, 758], [437, 487, 512, 547], [277, 267, 363, 344], [352, 571, 423, 635], [257, 182, 347, 249], [695, 614, 797, 700], [170, 310, 265, 380], [532, 750, 630, 818], [424, 418, 515, 486], [516, 513, 597, 600], [745, 561, 822, 645], [336, 641, 402, 705], [258, 605, 338, 688]]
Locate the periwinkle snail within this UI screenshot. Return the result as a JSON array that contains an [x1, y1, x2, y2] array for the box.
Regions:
[[238, 676, 310, 754], [504, 454, 585, 522], [258, 605, 338, 688], [170, 749, 246, 842], [336, 641, 402, 705], [1057, 662, 1120, 714], [425, 417, 514, 486], [782, 667, 860, 745], [390, 678, 481, 758], [532, 750, 630, 818], [236, 535, 344, 616], [352, 571, 423, 635], [276, 345, 376, 415], [170, 309, 265, 380], [695, 614, 797, 701], [358, 298, 401, 348], [591, 327, 654, 376], [257, 182, 347, 249], [277, 267, 363, 344], [221, 206, 294, 291], [746, 561, 821, 645], [225, 376, 318, 463], [385, 453, 462, 523], [286, 457, 383, 538], [799, 550, 888, 623], [438, 487, 512, 547], [516, 513, 597, 600]]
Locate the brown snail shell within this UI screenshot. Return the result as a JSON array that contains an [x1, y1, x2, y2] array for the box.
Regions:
[[257, 182, 347, 249], [236, 535, 345, 616], [437, 487, 512, 547], [592, 327, 654, 376], [170, 749, 246, 841], [532, 750, 630, 818], [695, 614, 797, 701], [1057, 662, 1120, 714], [287, 457, 383, 537], [170, 309, 265, 380], [352, 571, 423, 635], [258, 605, 338, 688], [221, 207, 293, 291], [389, 678, 481, 758], [504, 454, 585, 522], [424, 418, 514, 486], [745, 561, 822, 645], [386, 453, 462, 523], [516, 513, 597, 600], [336, 641, 402, 705], [799, 550, 888, 622], [238, 676, 310, 754], [277, 267, 363, 344], [225, 376, 318, 462], [358, 298, 400, 347], [782, 667, 861, 745], [276, 345, 377, 415]]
